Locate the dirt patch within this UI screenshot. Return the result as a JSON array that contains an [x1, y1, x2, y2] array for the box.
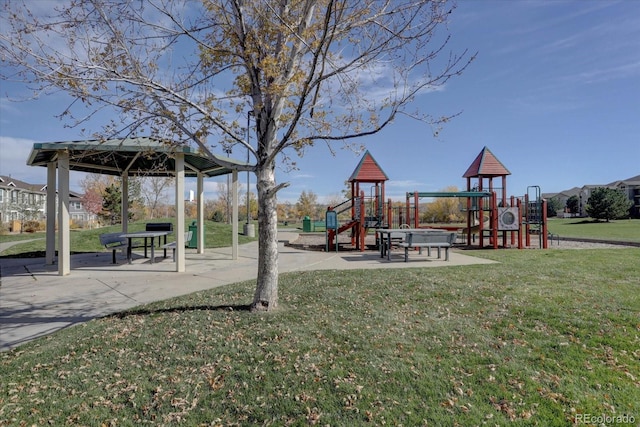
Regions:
[[287, 232, 631, 251]]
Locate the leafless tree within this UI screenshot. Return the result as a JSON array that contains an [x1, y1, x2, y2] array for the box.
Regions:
[[141, 177, 173, 219]]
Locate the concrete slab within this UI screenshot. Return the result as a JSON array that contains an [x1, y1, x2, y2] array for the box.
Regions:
[[0, 231, 496, 351]]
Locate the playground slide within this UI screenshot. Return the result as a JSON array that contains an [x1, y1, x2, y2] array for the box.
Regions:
[[459, 213, 489, 237], [337, 220, 359, 234], [326, 220, 360, 251]]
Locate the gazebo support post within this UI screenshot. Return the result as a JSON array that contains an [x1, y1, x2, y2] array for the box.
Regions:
[[196, 172, 205, 254], [57, 150, 70, 276], [121, 174, 129, 234], [175, 153, 186, 272], [232, 170, 239, 260], [46, 162, 56, 265]]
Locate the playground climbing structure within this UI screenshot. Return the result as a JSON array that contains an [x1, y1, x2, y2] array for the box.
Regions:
[[326, 146, 548, 252], [460, 147, 547, 248], [326, 151, 389, 251]]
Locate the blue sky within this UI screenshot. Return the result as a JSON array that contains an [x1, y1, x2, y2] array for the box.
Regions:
[[1, 0, 639, 204]]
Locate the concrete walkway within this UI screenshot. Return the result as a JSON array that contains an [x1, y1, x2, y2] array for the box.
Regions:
[[0, 231, 496, 351]]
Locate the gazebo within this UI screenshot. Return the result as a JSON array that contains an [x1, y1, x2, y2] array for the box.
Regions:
[[26, 137, 246, 275]]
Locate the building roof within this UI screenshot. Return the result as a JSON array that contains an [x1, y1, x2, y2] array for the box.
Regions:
[[608, 174, 640, 186], [462, 146, 511, 178], [26, 137, 246, 178], [348, 150, 389, 183], [0, 175, 46, 192]]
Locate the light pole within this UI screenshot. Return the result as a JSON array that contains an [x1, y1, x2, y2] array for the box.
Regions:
[[244, 110, 255, 237]]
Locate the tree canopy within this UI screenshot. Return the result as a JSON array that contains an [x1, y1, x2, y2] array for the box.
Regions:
[[586, 187, 632, 222]]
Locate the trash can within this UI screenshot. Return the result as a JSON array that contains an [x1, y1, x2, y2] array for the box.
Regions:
[[188, 221, 199, 248], [302, 216, 311, 232]]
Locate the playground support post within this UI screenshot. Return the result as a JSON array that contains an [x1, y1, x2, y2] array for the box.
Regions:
[[491, 192, 498, 249], [542, 199, 548, 249], [510, 195, 516, 247], [525, 193, 531, 247], [413, 191, 418, 228], [517, 198, 523, 249], [359, 190, 366, 251]]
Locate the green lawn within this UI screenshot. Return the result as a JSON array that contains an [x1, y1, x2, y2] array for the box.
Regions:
[[1, 248, 639, 425], [547, 218, 640, 242], [0, 219, 257, 257]]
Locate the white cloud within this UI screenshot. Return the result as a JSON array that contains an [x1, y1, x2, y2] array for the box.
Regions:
[[0, 136, 41, 180], [0, 135, 88, 192]]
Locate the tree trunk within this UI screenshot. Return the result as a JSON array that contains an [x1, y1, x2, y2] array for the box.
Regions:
[[251, 162, 279, 311]]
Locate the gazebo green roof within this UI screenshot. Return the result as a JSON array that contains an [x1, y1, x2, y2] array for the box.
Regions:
[[27, 137, 245, 177]]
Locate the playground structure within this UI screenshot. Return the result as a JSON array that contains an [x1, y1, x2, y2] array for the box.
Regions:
[[325, 147, 548, 252]]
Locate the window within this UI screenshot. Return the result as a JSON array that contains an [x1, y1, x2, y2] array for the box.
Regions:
[[0, 189, 3, 203]]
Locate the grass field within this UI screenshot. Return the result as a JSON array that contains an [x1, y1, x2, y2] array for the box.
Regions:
[[1, 243, 639, 424], [0, 219, 258, 257], [547, 218, 640, 242]]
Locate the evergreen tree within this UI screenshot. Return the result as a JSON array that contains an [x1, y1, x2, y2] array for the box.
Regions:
[[585, 187, 632, 222], [566, 195, 580, 216], [100, 184, 123, 225], [99, 179, 141, 225], [546, 196, 563, 218]]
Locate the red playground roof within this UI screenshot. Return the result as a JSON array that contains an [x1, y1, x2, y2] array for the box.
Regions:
[[462, 146, 511, 178], [349, 150, 389, 183]]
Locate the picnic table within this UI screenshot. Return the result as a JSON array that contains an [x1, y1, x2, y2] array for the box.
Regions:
[[120, 230, 172, 264]]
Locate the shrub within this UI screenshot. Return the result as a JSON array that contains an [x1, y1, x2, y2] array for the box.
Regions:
[[23, 220, 44, 233]]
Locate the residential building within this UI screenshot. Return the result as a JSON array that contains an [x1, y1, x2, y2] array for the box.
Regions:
[[0, 175, 96, 230], [0, 175, 46, 229], [544, 174, 640, 218]]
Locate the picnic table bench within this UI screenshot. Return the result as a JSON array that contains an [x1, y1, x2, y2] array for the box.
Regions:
[[162, 231, 193, 261], [99, 232, 128, 264], [397, 231, 457, 262]]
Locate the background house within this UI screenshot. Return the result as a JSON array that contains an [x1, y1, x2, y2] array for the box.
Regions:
[[544, 174, 640, 218], [0, 175, 96, 231], [0, 175, 46, 231]]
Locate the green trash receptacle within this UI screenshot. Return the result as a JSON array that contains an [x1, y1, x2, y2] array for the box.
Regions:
[[187, 221, 199, 248], [302, 216, 311, 232]]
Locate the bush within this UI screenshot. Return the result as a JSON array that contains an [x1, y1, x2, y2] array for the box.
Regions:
[[211, 210, 225, 222], [23, 220, 44, 233]]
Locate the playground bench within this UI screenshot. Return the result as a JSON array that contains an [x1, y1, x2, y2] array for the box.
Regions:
[[99, 232, 128, 264], [396, 231, 457, 262], [162, 231, 193, 261]]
